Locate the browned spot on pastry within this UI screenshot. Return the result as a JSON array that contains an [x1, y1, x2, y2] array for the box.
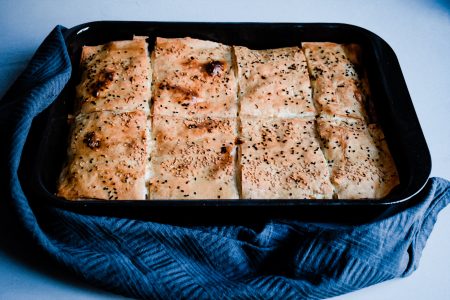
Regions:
[[235, 137, 244, 145], [83, 131, 101, 149], [203, 60, 224, 76], [159, 82, 199, 104], [91, 69, 115, 97]]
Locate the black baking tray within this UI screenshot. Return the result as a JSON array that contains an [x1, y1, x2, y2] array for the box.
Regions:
[[28, 21, 431, 223]]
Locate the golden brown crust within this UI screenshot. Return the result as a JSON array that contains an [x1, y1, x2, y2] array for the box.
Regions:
[[152, 37, 238, 118], [57, 111, 149, 200], [150, 116, 239, 199], [317, 115, 399, 199], [76, 36, 151, 114], [58, 37, 398, 201], [240, 117, 334, 199], [235, 46, 315, 118], [302, 42, 368, 120]]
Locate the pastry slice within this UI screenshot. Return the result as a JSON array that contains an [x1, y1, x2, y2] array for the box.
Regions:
[[240, 117, 333, 199], [302, 42, 368, 120], [57, 111, 150, 200], [152, 37, 238, 118], [75, 36, 151, 114], [317, 115, 399, 199], [235, 46, 315, 118], [150, 116, 238, 199]]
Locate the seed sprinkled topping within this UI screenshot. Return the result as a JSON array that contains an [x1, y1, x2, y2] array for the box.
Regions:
[[58, 37, 398, 202]]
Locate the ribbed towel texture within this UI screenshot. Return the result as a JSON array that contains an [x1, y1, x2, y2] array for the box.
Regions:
[[1, 26, 449, 300]]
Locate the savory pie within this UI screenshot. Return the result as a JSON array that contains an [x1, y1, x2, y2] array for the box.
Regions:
[[234, 46, 315, 118], [57, 110, 150, 200], [57, 37, 399, 200], [317, 114, 399, 199], [152, 37, 238, 118], [75, 36, 151, 114], [150, 116, 238, 199], [302, 42, 368, 121], [240, 117, 333, 199]]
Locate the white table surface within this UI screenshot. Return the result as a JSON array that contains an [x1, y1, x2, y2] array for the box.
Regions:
[[1, 0, 449, 299]]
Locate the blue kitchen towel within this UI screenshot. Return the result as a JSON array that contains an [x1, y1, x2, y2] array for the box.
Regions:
[[1, 26, 450, 300]]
